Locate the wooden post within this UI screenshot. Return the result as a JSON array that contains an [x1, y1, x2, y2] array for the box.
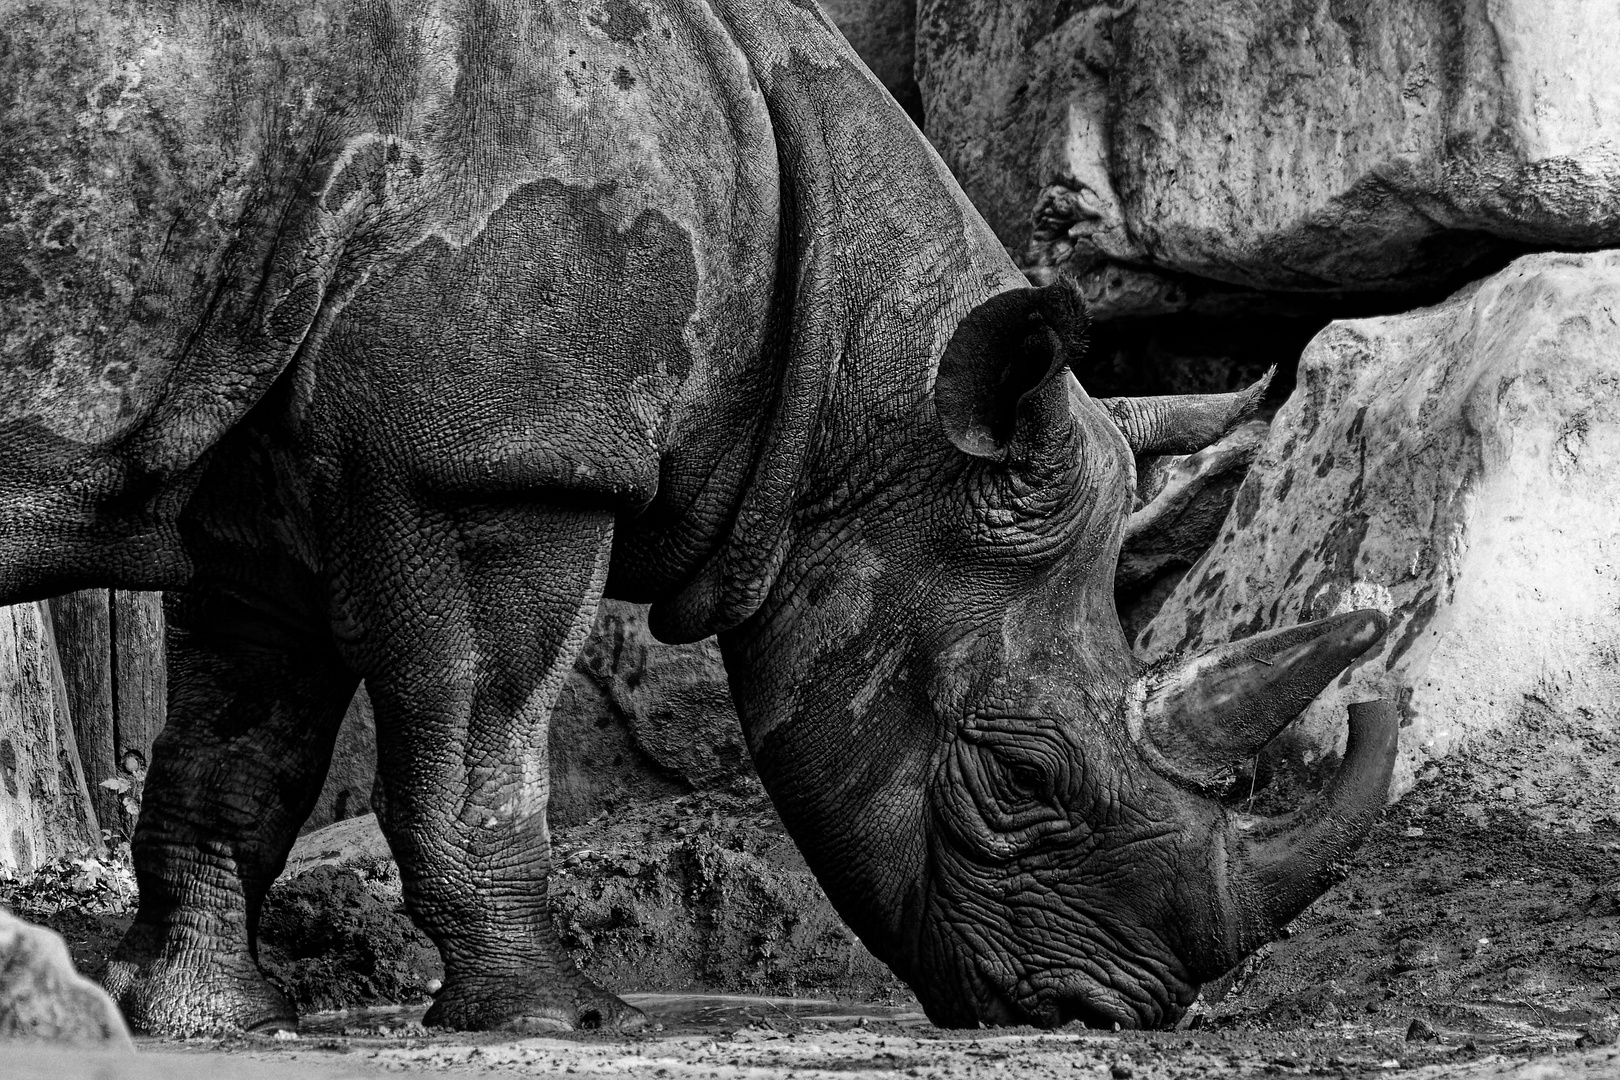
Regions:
[[37, 604, 103, 850], [0, 602, 102, 874], [110, 591, 167, 771], [47, 590, 118, 827]]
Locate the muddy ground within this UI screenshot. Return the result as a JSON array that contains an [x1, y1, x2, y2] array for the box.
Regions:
[[7, 729, 1620, 1078]]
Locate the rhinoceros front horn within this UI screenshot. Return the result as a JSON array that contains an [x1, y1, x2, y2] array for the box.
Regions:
[[1136, 609, 1389, 788]]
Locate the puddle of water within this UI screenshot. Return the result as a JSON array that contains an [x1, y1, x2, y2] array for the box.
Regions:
[[300, 1004, 426, 1036], [299, 994, 927, 1037], [623, 992, 928, 1028]]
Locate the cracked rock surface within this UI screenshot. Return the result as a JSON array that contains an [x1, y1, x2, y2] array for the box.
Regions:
[[918, 0, 1620, 316]]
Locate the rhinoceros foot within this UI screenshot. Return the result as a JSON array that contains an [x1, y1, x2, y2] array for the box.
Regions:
[[423, 971, 644, 1033], [101, 922, 296, 1037]]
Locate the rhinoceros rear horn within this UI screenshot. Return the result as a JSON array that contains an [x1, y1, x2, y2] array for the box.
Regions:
[[934, 276, 1089, 461], [1137, 609, 1389, 788], [1097, 368, 1273, 457]]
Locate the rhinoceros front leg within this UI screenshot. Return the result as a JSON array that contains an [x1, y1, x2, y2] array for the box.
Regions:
[[338, 497, 639, 1032], [103, 592, 358, 1035]]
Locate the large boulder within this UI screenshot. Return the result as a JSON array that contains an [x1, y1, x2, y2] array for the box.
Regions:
[[1115, 419, 1267, 641], [302, 688, 379, 834], [0, 908, 132, 1048], [918, 0, 1620, 316], [1139, 251, 1620, 807], [572, 601, 747, 796]]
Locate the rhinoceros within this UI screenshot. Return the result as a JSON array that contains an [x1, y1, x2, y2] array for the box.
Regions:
[[0, 0, 1397, 1034]]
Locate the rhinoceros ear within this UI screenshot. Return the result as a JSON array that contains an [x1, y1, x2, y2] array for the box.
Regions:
[[934, 276, 1089, 461]]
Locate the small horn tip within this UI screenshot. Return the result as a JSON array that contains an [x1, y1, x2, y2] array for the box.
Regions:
[[1341, 608, 1390, 651]]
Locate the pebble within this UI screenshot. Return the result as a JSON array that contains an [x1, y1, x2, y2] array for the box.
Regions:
[[1405, 1017, 1438, 1042]]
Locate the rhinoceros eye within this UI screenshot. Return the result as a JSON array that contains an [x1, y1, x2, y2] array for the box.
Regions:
[[940, 717, 1081, 860], [990, 756, 1051, 805]]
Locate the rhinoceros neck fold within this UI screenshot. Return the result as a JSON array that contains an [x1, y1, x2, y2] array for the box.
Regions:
[[644, 0, 1026, 644]]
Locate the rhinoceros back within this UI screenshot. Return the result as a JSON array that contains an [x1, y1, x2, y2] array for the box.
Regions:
[[1, 0, 354, 465], [0, 0, 784, 596]]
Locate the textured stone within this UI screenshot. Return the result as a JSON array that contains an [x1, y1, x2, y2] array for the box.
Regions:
[[575, 601, 747, 793], [1139, 251, 1620, 801], [0, 908, 132, 1048], [303, 688, 378, 834], [919, 0, 1620, 316]]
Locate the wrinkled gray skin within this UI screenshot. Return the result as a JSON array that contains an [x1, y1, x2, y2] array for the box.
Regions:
[[0, 0, 1397, 1034]]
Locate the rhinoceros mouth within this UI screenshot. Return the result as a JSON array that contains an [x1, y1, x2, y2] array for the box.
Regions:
[[961, 959, 1146, 1030], [970, 970, 1027, 1027]]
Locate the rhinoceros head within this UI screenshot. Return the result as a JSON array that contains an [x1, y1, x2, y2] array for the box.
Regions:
[[720, 276, 1396, 1030]]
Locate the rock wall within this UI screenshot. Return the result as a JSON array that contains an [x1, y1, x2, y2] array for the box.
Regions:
[[1115, 420, 1267, 641], [570, 600, 749, 800], [1140, 251, 1620, 810], [918, 0, 1620, 318], [304, 689, 379, 834], [822, 0, 922, 124]]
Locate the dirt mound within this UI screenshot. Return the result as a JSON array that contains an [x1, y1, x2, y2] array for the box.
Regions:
[[1205, 742, 1620, 1055], [257, 860, 439, 1013], [547, 789, 896, 999], [0, 851, 135, 985]]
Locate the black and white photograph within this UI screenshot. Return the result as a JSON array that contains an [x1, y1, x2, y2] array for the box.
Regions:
[[2, 1, 1617, 1076]]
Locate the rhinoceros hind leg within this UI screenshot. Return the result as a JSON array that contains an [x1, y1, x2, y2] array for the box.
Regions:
[[104, 588, 359, 1036]]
